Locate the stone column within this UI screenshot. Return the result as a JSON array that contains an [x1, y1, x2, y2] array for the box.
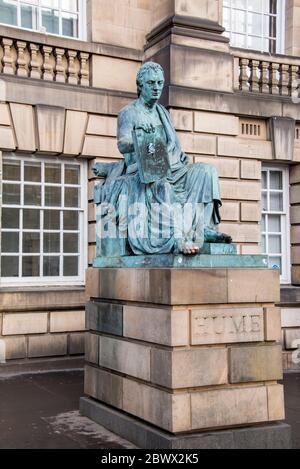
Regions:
[[146, 0, 233, 97], [81, 266, 291, 449]]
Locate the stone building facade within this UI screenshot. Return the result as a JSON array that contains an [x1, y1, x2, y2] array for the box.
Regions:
[[0, 0, 299, 370]]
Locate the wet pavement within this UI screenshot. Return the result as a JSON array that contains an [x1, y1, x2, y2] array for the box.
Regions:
[[0, 370, 299, 449]]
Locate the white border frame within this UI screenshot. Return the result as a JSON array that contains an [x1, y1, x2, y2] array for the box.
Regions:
[[0, 153, 88, 287], [261, 164, 291, 285], [0, 0, 87, 40]]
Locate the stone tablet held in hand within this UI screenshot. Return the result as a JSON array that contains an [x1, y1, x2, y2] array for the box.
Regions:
[[132, 125, 171, 183]]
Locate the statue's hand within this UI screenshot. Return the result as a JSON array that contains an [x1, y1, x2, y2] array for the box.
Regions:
[[135, 123, 155, 134]]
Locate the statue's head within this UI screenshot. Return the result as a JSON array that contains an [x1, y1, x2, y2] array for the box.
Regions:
[[136, 62, 165, 104]]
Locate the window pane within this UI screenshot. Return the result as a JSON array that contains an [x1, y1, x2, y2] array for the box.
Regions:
[[248, 0, 263, 12], [63, 256, 78, 276], [62, 12, 78, 37], [3, 160, 20, 181], [65, 164, 80, 185], [223, 6, 230, 30], [24, 162, 41, 182], [44, 233, 60, 253], [2, 232, 19, 253], [1, 256, 19, 277], [2, 208, 19, 228], [262, 172, 267, 189], [65, 187, 79, 207], [44, 210, 60, 229], [3, 184, 20, 204], [232, 10, 246, 34], [248, 12, 263, 36], [232, 0, 246, 7], [268, 214, 281, 232], [231, 33, 247, 48], [23, 232, 40, 253], [22, 256, 40, 277], [247, 35, 263, 51], [21, 3, 37, 29], [24, 185, 41, 206], [0, 0, 18, 26], [64, 211, 78, 230], [63, 233, 78, 253], [261, 214, 266, 232], [269, 235, 281, 253], [270, 192, 283, 211], [41, 0, 59, 7], [45, 163, 61, 183], [43, 256, 60, 276], [270, 171, 282, 190], [42, 7, 59, 34], [45, 186, 61, 206], [61, 0, 78, 11], [23, 209, 40, 229]]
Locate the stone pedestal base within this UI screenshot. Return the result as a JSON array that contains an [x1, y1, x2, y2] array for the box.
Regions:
[[80, 397, 291, 449], [82, 267, 291, 449]]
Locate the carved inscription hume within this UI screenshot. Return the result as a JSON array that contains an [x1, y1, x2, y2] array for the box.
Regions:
[[191, 308, 264, 345]]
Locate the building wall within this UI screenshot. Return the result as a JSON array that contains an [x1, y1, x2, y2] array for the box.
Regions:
[[0, 0, 300, 370]]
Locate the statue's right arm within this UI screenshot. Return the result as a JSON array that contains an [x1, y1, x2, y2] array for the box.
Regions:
[[117, 107, 135, 154]]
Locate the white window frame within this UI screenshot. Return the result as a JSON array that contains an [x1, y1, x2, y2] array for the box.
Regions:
[[0, 0, 87, 40], [261, 164, 291, 284], [223, 0, 285, 54], [0, 153, 88, 287]]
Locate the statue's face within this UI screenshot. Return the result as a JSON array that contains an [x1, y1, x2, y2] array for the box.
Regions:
[[140, 69, 164, 104]]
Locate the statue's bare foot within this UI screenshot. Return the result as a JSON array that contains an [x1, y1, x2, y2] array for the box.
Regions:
[[204, 228, 232, 244], [181, 242, 200, 256]]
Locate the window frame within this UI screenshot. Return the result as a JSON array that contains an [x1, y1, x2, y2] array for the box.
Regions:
[[0, 153, 88, 287], [261, 164, 291, 285], [223, 0, 286, 54], [0, 0, 87, 40]]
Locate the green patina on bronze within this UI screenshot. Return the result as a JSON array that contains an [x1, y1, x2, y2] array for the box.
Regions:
[[92, 62, 266, 268]]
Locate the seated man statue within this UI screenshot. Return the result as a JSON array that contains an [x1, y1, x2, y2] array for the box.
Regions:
[[93, 61, 232, 256]]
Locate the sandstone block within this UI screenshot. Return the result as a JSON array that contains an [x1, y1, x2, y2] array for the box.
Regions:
[[219, 223, 261, 243], [10, 103, 36, 152], [50, 310, 85, 332], [290, 164, 300, 184], [85, 332, 99, 364], [194, 111, 239, 135], [36, 105, 65, 154], [292, 266, 300, 285], [0, 126, 16, 150], [240, 159, 261, 180], [229, 344, 283, 383], [292, 246, 300, 265], [69, 332, 85, 355], [291, 225, 300, 244], [1, 336, 26, 360], [86, 301, 123, 336], [169, 109, 193, 131], [281, 308, 300, 327], [123, 305, 189, 346], [220, 180, 261, 201], [99, 336, 150, 381], [218, 137, 273, 159], [2, 312, 48, 335], [241, 244, 261, 255], [123, 377, 190, 433], [240, 202, 261, 222], [291, 184, 300, 204], [191, 386, 268, 430], [28, 334, 67, 357], [82, 135, 121, 159], [227, 269, 280, 303], [264, 307, 282, 342], [0, 103, 11, 126], [151, 347, 228, 388], [220, 202, 240, 221], [86, 115, 117, 137], [84, 364, 123, 408], [92, 56, 139, 93], [267, 384, 285, 421], [177, 132, 216, 155], [63, 110, 88, 155]]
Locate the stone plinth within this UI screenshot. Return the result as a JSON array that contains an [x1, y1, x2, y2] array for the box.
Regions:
[[81, 267, 291, 449]]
